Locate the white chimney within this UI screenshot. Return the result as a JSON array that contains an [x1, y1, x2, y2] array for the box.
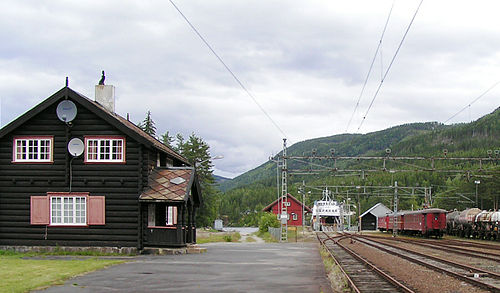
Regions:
[[95, 85, 115, 112]]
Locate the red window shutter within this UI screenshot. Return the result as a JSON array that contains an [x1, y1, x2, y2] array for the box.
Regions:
[[31, 196, 49, 225], [88, 196, 106, 225]]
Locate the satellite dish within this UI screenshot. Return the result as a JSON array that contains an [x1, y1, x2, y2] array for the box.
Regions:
[[56, 100, 77, 122], [68, 138, 84, 157]]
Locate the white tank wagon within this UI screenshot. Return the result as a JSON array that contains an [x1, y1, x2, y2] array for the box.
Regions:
[[446, 208, 500, 240]]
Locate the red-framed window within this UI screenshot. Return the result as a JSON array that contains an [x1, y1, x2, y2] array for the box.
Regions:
[[84, 136, 125, 163], [30, 192, 105, 226], [12, 136, 53, 163]]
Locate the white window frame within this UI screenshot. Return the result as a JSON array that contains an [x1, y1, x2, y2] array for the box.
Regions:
[[292, 213, 298, 221], [13, 136, 53, 163], [148, 204, 156, 226], [85, 136, 125, 163], [166, 206, 177, 225], [50, 196, 87, 226]]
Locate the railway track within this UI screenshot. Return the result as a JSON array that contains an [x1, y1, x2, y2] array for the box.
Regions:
[[349, 234, 500, 292], [443, 238, 500, 252], [317, 232, 414, 293], [369, 233, 500, 252], [360, 234, 500, 263]]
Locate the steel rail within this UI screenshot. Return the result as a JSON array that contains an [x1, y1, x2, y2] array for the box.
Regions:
[[351, 235, 500, 292], [353, 235, 500, 279], [318, 232, 415, 293], [444, 239, 500, 251], [361, 234, 500, 262]]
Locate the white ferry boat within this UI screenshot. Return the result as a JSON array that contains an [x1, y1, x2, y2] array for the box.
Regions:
[[311, 188, 343, 231]]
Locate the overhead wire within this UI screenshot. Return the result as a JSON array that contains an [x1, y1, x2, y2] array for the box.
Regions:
[[356, 0, 424, 132], [168, 0, 287, 138], [443, 80, 500, 124], [345, 0, 395, 133]]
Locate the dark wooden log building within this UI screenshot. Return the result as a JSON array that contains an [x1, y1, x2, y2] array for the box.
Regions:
[[0, 85, 202, 249]]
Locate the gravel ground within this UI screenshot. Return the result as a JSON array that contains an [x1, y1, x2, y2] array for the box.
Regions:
[[338, 237, 490, 293], [372, 237, 500, 274]]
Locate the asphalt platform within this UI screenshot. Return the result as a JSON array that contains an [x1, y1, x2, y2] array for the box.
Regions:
[[36, 242, 333, 293]]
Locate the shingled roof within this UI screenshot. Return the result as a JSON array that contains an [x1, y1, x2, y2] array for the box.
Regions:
[[139, 167, 201, 205], [0, 86, 189, 165]]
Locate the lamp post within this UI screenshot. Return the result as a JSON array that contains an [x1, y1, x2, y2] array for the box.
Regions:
[[474, 180, 480, 208]]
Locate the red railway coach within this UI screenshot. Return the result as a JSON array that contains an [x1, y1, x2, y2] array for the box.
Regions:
[[377, 214, 389, 231], [378, 213, 404, 232], [402, 209, 447, 237], [378, 208, 447, 237]]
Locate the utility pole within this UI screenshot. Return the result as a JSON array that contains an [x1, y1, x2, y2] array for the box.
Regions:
[[301, 181, 305, 238], [347, 197, 351, 231], [393, 181, 398, 237], [280, 138, 288, 242]]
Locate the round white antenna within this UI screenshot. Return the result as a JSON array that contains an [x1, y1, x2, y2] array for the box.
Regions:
[[68, 138, 84, 157], [56, 100, 77, 122]]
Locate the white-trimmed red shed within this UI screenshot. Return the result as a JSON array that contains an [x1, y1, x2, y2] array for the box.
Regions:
[[262, 193, 312, 226]]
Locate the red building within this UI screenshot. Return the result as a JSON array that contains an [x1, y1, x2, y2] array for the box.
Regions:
[[262, 194, 312, 226]]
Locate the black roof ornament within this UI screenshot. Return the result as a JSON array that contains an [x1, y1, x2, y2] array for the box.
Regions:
[[98, 70, 105, 85]]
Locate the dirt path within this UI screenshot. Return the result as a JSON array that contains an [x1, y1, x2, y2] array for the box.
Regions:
[[239, 231, 265, 243], [221, 227, 265, 243]]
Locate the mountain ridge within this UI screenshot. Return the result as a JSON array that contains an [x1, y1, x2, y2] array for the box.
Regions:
[[217, 107, 500, 226]]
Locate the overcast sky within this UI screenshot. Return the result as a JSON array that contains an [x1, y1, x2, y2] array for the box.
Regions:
[[1, 1, 499, 178]]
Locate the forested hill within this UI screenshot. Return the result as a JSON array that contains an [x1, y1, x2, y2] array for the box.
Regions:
[[220, 107, 499, 192], [219, 121, 447, 191], [217, 107, 499, 226]]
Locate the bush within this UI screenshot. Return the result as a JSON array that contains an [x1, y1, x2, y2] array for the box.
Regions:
[[259, 212, 280, 233]]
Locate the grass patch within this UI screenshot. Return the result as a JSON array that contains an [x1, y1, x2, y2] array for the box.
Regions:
[[254, 231, 276, 243], [0, 248, 134, 257], [319, 246, 350, 292], [0, 252, 125, 293], [197, 232, 241, 244], [245, 237, 257, 242]]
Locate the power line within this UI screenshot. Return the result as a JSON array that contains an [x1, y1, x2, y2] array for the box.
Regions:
[[345, 0, 395, 133], [168, 0, 287, 138], [443, 80, 500, 124], [357, 0, 424, 132]]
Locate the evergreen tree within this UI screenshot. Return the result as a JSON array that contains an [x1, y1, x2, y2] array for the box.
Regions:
[[175, 133, 185, 153], [176, 133, 218, 227], [137, 111, 156, 136], [161, 131, 175, 148]]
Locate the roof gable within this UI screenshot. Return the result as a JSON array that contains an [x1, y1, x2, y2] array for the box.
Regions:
[[262, 193, 312, 213], [360, 203, 392, 218], [0, 86, 189, 165]]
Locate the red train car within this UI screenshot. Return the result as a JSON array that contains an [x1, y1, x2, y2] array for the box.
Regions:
[[378, 208, 447, 237], [377, 215, 389, 231], [402, 209, 446, 237]]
